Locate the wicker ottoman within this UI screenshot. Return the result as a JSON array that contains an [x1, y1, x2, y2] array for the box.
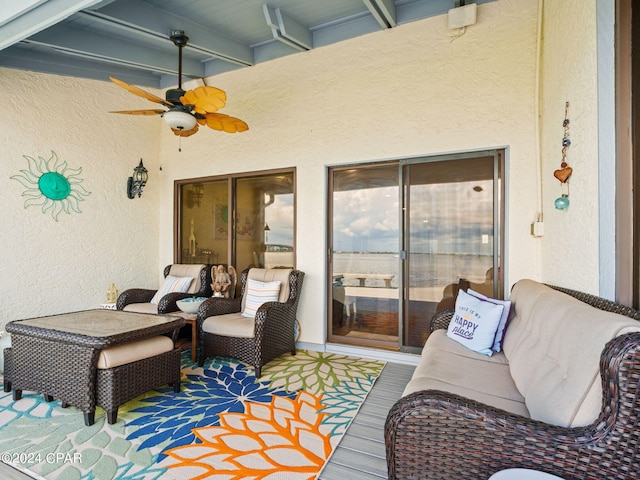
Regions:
[[4, 336, 181, 425], [95, 335, 181, 424]]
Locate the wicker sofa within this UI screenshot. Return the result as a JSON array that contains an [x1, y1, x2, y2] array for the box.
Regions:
[[385, 279, 640, 480]]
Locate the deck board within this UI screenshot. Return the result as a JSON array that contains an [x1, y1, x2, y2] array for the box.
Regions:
[[318, 361, 415, 479]]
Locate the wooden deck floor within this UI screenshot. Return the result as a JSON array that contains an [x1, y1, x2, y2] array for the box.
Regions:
[[319, 361, 416, 480]]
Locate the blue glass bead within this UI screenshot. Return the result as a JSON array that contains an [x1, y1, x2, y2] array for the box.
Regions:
[[563, 119, 570, 127], [562, 138, 571, 147], [554, 195, 570, 210]]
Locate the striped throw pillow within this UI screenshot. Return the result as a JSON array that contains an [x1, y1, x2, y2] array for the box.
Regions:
[[150, 275, 193, 304], [241, 279, 282, 318]]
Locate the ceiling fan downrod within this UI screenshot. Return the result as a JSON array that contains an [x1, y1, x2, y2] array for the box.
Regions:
[[170, 30, 189, 91]]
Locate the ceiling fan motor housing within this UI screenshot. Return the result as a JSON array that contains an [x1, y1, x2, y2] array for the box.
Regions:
[[166, 88, 186, 105]]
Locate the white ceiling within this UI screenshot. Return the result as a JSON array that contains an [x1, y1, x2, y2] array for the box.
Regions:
[[0, 0, 493, 88]]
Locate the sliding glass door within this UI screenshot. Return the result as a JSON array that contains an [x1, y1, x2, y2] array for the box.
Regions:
[[403, 154, 501, 349], [327, 151, 504, 352], [328, 164, 400, 348]]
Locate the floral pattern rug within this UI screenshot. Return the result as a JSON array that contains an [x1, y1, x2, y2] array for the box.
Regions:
[[0, 350, 385, 479]]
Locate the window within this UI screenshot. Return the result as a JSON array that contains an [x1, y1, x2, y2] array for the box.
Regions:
[[175, 169, 295, 274]]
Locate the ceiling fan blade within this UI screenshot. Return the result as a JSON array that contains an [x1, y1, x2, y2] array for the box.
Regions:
[[172, 124, 199, 137], [109, 109, 165, 115], [198, 113, 249, 133], [181, 86, 227, 114], [109, 77, 174, 108]]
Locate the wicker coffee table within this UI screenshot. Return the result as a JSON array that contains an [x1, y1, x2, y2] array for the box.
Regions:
[[5, 310, 184, 426]]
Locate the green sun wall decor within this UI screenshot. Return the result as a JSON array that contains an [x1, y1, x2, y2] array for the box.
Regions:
[[11, 151, 91, 222]]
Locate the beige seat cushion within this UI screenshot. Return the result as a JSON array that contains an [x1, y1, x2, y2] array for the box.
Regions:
[[201, 269, 292, 340], [505, 280, 640, 427], [97, 336, 174, 369], [169, 264, 205, 294], [123, 303, 160, 314], [202, 312, 255, 338], [404, 330, 529, 417]]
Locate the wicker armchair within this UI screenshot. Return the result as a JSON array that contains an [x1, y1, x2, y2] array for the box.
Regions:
[[117, 264, 212, 314], [197, 268, 305, 377], [385, 285, 640, 480]]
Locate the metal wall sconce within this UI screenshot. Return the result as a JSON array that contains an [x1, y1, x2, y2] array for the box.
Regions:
[[127, 159, 148, 199]]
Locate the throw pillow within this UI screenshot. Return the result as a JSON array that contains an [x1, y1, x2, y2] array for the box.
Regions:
[[241, 279, 282, 318], [150, 275, 193, 304], [446, 289, 504, 356], [466, 288, 512, 352]]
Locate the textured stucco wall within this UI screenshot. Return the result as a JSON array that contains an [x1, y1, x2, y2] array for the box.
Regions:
[[539, 0, 600, 293], [0, 69, 161, 330], [155, 0, 541, 345]]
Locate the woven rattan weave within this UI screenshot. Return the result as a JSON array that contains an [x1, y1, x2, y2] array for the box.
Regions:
[[4, 310, 184, 426], [385, 284, 640, 480], [197, 268, 305, 378], [116, 264, 213, 313]]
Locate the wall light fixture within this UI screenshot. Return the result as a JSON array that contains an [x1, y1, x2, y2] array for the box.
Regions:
[[127, 159, 148, 199]]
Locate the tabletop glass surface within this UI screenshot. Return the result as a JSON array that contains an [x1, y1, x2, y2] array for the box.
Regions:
[[15, 310, 180, 337]]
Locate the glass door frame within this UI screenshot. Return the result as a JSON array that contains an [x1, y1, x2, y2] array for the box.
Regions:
[[326, 161, 400, 349], [326, 149, 506, 353], [399, 149, 505, 354]]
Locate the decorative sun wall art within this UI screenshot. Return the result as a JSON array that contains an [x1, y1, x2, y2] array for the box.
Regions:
[[11, 151, 91, 222]]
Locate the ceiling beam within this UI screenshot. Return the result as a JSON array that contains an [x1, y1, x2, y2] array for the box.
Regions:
[[0, 0, 102, 51], [363, 0, 397, 29], [0, 45, 161, 87], [0, 0, 47, 27], [84, 0, 253, 66], [25, 23, 204, 77], [263, 5, 312, 51]]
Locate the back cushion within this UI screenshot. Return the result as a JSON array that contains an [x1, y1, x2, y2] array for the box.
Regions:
[[504, 280, 640, 427], [242, 269, 292, 311], [169, 264, 205, 293]]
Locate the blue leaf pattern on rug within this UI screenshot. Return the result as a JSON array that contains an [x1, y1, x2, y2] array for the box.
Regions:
[[125, 362, 296, 457]]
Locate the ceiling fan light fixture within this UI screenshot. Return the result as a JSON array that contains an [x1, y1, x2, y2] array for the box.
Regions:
[[163, 110, 197, 130]]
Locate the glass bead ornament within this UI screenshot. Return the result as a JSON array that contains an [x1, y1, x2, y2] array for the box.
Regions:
[[554, 194, 569, 210]]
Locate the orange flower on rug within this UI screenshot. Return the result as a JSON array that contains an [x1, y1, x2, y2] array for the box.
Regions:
[[163, 391, 332, 479]]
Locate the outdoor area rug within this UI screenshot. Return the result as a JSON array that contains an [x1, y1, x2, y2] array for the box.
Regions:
[[0, 349, 385, 479]]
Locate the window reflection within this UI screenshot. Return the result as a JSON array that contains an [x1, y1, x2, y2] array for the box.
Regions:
[[180, 180, 227, 265], [235, 174, 295, 271], [176, 170, 295, 273]]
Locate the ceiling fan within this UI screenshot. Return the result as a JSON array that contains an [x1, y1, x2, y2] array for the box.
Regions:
[[109, 31, 248, 138]]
